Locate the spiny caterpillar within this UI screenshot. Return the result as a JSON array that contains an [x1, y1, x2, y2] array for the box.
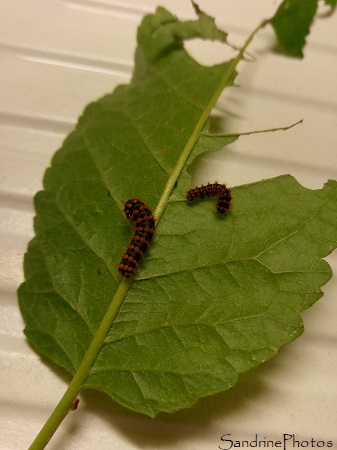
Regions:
[[118, 198, 155, 277], [186, 182, 231, 213]]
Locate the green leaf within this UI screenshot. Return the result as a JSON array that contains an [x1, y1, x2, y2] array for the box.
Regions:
[[18, 4, 337, 420], [269, 0, 318, 57], [324, 0, 337, 6]]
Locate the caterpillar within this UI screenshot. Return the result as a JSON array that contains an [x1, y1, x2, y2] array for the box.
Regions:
[[118, 198, 155, 277], [186, 182, 231, 213]]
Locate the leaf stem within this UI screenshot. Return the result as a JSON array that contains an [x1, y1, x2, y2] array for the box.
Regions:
[[154, 19, 266, 221], [28, 17, 266, 450], [28, 278, 133, 450], [202, 119, 303, 138]]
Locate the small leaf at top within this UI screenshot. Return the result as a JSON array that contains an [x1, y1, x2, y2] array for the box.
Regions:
[[269, 0, 318, 58], [324, 0, 337, 6]]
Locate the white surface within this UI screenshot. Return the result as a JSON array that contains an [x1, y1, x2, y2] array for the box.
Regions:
[[0, 1, 336, 449]]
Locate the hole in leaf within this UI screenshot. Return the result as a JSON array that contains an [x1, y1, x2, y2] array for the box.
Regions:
[[184, 38, 236, 66]]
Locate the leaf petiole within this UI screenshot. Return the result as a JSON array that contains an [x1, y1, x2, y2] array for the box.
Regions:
[[202, 119, 303, 138]]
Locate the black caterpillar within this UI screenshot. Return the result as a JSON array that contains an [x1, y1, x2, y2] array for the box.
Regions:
[[186, 182, 231, 213], [118, 198, 155, 277]]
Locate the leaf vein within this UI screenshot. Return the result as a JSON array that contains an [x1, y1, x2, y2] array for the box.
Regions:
[[147, 64, 204, 112], [123, 99, 172, 176], [106, 317, 265, 344], [52, 196, 119, 284], [36, 253, 95, 334]]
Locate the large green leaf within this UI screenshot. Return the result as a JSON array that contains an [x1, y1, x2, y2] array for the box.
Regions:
[[18, 5, 337, 418]]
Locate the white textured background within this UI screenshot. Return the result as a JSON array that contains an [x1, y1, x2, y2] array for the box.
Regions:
[[0, 1, 336, 449]]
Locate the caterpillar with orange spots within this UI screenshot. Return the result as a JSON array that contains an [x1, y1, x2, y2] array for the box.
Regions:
[[186, 182, 231, 213], [118, 198, 155, 277]]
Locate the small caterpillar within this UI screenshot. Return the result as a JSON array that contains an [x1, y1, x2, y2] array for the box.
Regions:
[[186, 182, 231, 213], [118, 198, 155, 277]]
